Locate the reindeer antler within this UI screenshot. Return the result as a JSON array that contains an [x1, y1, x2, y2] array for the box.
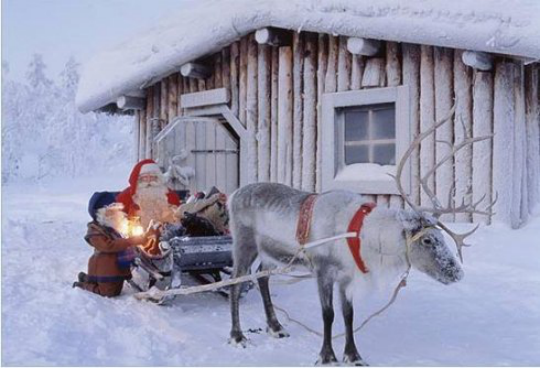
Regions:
[[392, 105, 496, 260]]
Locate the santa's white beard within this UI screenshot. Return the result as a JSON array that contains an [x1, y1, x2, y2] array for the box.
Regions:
[[133, 182, 175, 228]]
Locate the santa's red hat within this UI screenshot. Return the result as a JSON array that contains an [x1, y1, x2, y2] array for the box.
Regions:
[[139, 162, 162, 176], [126, 159, 161, 195]]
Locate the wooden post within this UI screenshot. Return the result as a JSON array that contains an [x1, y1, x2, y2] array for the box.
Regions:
[[145, 87, 154, 159], [386, 42, 403, 208], [292, 33, 304, 189], [525, 65, 540, 213], [258, 43, 271, 182], [230, 42, 240, 117], [247, 35, 259, 183], [139, 106, 147, 160], [337, 36, 351, 92], [201, 72, 210, 91], [222, 48, 231, 99], [350, 54, 364, 90], [214, 52, 223, 89], [134, 111, 140, 162], [239, 37, 249, 127], [176, 73, 184, 117], [513, 64, 528, 227], [402, 44, 421, 206], [302, 33, 317, 192], [168, 74, 178, 121], [270, 47, 279, 182], [492, 61, 516, 225], [472, 70, 494, 224], [434, 47, 454, 221], [325, 36, 338, 95], [316, 34, 328, 192], [278, 46, 293, 186], [419, 46, 435, 208], [386, 42, 401, 88], [453, 50, 473, 222], [161, 77, 169, 128]]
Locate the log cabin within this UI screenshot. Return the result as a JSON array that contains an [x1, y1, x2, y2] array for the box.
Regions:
[[76, 0, 540, 228]]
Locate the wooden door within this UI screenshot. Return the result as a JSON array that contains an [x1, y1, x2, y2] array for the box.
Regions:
[[154, 117, 239, 195]]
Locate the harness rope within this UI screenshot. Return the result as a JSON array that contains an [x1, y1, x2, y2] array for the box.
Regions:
[[134, 225, 435, 343], [269, 227, 433, 340]]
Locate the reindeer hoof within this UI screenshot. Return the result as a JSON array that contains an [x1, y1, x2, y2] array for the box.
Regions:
[[228, 332, 248, 348], [343, 356, 369, 366], [315, 352, 339, 366], [267, 326, 290, 339]]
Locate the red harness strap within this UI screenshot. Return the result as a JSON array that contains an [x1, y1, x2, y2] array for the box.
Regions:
[[296, 194, 318, 245], [346, 202, 377, 274]]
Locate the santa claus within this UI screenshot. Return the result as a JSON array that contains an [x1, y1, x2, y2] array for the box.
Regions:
[[116, 159, 181, 229]]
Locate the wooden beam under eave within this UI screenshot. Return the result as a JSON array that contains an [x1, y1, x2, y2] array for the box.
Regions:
[[462, 51, 494, 71], [255, 27, 292, 47], [180, 62, 211, 79], [346, 37, 381, 56], [117, 95, 146, 110]]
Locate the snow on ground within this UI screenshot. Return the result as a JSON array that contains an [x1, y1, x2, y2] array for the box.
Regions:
[[2, 175, 540, 366]]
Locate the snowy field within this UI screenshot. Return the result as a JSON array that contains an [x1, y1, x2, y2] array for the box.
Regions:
[[2, 175, 540, 366]]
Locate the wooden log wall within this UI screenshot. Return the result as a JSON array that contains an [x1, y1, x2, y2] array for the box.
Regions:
[[134, 31, 540, 224]]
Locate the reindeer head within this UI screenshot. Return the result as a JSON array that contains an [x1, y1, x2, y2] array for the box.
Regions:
[[397, 210, 463, 284], [392, 106, 495, 284]]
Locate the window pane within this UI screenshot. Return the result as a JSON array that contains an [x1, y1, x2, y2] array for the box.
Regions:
[[345, 144, 369, 165], [373, 144, 396, 165], [344, 110, 368, 142], [372, 105, 395, 140]]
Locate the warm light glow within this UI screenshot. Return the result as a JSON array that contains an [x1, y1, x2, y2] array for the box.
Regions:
[[119, 219, 130, 238], [131, 225, 144, 237]]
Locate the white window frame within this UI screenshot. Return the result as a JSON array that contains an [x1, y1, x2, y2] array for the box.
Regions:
[[321, 86, 411, 195]]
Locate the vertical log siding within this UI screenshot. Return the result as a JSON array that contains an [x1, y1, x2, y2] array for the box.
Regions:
[[133, 32, 539, 225]]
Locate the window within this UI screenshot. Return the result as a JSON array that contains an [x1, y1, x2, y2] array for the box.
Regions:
[[341, 103, 396, 166], [321, 87, 411, 195]]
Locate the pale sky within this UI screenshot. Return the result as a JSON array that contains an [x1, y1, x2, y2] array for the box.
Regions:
[[2, 0, 188, 82]]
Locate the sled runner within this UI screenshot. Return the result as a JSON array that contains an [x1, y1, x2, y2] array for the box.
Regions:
[[87, 191, 252, 302]]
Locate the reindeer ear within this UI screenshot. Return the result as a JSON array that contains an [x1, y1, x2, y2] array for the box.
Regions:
[[396, 210, 422, 232]]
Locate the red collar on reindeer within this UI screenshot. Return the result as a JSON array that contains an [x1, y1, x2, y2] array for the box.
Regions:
[[296, 195, 376, 274], [346, 202, 376, 274]]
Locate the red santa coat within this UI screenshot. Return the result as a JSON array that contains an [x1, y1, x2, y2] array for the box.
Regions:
[[116, 159, 181, 218]]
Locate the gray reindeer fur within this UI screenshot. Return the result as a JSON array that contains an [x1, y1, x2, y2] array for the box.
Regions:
[[228, 182, 463, 365]]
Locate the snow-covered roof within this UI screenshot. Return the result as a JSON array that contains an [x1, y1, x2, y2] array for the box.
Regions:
[[76, 0, 540, 113]]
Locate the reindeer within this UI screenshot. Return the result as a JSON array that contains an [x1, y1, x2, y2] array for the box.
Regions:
[[227, 107, 495, 365]]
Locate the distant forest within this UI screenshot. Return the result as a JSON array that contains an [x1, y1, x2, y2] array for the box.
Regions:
[[2, 54, 133, 183]]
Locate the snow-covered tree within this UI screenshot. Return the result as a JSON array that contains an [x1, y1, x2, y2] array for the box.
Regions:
[[2, 54, 133, 183], [26, 53, 52, 90]]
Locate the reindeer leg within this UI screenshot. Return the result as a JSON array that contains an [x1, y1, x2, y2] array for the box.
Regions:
[[229, 227, 257, 347], [257, 265, 289, 338], [340, 285, 368, 366], [316, 271, 338, 365]]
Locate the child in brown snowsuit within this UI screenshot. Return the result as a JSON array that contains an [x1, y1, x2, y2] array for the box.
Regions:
[[73, 200, 151, 297]]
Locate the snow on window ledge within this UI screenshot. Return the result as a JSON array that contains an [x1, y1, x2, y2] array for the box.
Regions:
[[331, 163, 399, 195]]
